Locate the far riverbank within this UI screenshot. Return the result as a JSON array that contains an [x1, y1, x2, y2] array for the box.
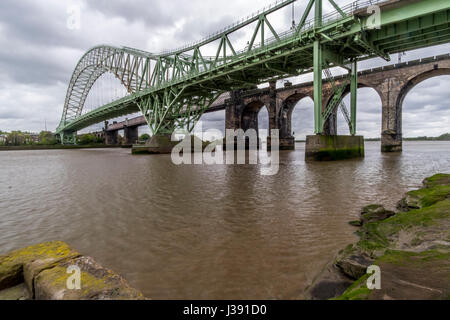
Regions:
[[0, 144, 121, 151]]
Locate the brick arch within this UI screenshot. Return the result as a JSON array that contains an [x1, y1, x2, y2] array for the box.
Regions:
[[322, 80, 383, 134], [279, 93, 313, 138], [241, 100, 268, 131], [397, 68, 450, 114], [323, 81, 382, 110]]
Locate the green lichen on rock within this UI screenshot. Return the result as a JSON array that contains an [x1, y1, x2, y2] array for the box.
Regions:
[[423, 173, 450, 188], [360, 204, 396, 225], [398, 174, 450, 211], [0, 241, 78, 291], [348, 220, 362, 227], [34, 257, 144, 300], [377, 249, 450, 266], [333, 274, 371, 300], [404, 186, 450, 209], [0, 241, 145, 300]]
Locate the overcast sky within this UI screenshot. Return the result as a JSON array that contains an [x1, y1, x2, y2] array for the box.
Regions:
[[0, 0, 449, 139]]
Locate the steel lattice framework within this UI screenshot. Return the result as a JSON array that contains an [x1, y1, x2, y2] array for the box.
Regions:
[[56, 0, 450, 143]]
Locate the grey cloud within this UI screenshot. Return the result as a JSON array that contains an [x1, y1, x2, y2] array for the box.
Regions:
[[85, 0, 176, 29]]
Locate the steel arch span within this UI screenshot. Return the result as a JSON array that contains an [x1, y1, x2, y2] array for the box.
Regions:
[[56, 0, 450, 143], [56, 43, 222, 142], [57, 45, 155, 134]]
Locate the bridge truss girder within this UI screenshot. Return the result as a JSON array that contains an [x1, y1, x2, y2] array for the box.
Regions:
[[136, 88, 223, 135]]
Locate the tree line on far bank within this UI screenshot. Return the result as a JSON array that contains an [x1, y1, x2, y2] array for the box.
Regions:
[[365, 133, 450, 141], [0, 130, 151, 146], [0, 131, 57, 146]]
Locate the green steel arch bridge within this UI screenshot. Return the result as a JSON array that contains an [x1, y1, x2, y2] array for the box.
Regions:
[[56, 0, 450, 144]]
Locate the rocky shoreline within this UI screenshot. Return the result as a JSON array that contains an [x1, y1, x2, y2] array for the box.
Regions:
[[0, 241, 145, 300], [306, 173, 450, 300]]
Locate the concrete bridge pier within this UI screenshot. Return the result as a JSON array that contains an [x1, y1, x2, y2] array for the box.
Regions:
[[381, 131, 402, 152], [104, 130, 118, 145], [278, 102, 295, 150], [132, 134, 177, 154], [124, 125, 139, 145], [378, 77, 404, 152], [226, 82, 290, 150], [225, 89, 259, 150], [59, 131, 77, 145]]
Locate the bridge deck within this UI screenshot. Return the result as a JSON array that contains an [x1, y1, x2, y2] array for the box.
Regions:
[[104, 53, 450, 132]]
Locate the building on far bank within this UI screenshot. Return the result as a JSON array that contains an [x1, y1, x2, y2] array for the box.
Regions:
[[27, 134, 40, 144], [0, 134, 7, 143]]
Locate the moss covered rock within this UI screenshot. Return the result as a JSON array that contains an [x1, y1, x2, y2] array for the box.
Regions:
[[309, 173, 450, 300], [398, 174, 450, 211], [334, 174, 450, 300], [337, 249, 450, 300], [423, 174, 450, 188], [360, 204, 396, 225]]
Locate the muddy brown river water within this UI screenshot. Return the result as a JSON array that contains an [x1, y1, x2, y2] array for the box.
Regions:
[[1, 141, 449, 299]]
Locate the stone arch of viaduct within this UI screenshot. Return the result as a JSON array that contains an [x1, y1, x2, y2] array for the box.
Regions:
[[224, 54, 450, 151]]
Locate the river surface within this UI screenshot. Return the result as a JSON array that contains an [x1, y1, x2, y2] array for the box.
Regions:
[[0, 141, 449, 299]]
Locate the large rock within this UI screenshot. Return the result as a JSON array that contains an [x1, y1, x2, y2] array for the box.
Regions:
[[305, 263, 354, 300], [360, 204, 396, 225], [334, 245, 374, 280], [335, 254, 373, 280], [0, 241, 78, 291], [0, 241, 145, 300], [34, 256, 144, 300], [397, 195, 419, 212]]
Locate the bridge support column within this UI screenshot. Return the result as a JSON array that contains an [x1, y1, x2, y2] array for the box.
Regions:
[[313, 40, 323, 134], [279, 101, 295, 150], [225, 90, 243, 132], [350, 60, 358, 135], [267, 81, 291, 150], [60, 132, 77, 145], [105, 130, 118, 145], [378, 78, 403, 152], [278, 113, 295, 150], [131, 134, 208, 155], [124, 126, 139, 145], [323, 111, 337, 135], [224, 90, 257, 150], [132, 134, 177, 154], [313, 0, 324, 135]]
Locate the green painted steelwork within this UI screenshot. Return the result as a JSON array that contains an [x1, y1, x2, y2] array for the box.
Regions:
[[56, 0, 450, 141], [350, 60, 357, 136]]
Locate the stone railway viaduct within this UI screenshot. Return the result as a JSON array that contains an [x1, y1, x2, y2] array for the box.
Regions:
[[103, 54, 450, 152]]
